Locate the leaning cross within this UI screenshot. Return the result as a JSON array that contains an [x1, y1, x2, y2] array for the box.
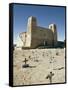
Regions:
[[46, 72, 54, 84]]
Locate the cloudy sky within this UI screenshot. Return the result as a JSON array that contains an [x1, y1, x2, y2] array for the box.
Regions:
[[13, 4, 66, 44]]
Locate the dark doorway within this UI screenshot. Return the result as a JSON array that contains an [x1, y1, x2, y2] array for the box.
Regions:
[[45, 41, 47, 46]]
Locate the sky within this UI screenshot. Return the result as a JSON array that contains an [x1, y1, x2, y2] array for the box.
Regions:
[[13, 4, 66, 44]]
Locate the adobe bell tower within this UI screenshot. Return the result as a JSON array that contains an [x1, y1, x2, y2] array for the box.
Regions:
[[27, 16, 37, 34], [49, 24, 57, 46]]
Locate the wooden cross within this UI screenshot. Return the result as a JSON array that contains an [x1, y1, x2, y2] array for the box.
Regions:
[[22, 58, 29, 68], [23, 58, 28, 65], [46, 72, 54, 83]]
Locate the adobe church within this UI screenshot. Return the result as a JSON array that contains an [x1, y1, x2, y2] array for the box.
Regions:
[[18, 16, 57, 48]]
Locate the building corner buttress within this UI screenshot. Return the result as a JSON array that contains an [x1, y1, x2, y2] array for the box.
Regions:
[[49, 24, 57, 46]]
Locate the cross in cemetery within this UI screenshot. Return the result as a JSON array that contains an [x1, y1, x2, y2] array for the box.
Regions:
[[46, 72, 54, 84], [23, 58, 28, 64], [22, 58, 29, 68]]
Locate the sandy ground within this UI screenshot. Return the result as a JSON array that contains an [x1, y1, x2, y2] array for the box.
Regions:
[[13, 48, 65, 86]]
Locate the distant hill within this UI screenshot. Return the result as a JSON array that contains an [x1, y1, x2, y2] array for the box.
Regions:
[[57, 41, 65, 48]]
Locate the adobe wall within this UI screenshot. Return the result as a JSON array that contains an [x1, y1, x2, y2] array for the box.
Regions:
[[19, 32, 26, 46], [31, 26, 54, 48], [19, 32, 31, 47]]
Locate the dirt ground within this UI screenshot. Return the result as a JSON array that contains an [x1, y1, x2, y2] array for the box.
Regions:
[[13, 48, 65, 86]]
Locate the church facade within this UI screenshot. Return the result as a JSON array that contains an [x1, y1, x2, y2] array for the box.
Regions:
[[19, 16, 57, 48]]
